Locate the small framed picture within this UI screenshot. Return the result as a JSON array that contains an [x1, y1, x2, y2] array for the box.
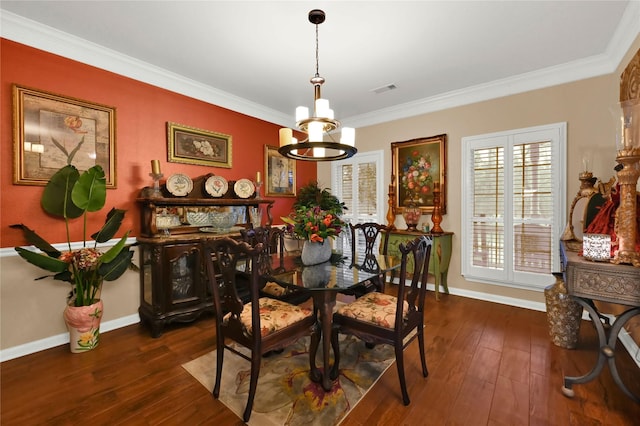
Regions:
[[391, 134, 447, 214], [167, 122, 232, 168], [13, 85, 116, 187], [264, 145, 296, 197]]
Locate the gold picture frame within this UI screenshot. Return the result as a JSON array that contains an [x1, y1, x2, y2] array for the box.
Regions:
[[167, 122, 232, 168], [13, 85, 116, 187], [264, 145, 296, 197], [391, 134, 447, 214]]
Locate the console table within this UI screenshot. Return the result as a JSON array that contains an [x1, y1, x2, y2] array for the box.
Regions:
[[559, 242, 640, 403], [386, 230, 453, 300]]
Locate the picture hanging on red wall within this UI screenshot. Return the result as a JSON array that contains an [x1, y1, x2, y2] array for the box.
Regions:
[[167, 122, 232, 168], [12, 84, 117, 187]]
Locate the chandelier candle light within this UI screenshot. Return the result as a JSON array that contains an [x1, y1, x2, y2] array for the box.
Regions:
[[278, 9, 356, 161]]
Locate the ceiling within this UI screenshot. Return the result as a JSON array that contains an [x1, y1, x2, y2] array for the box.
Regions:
[[1, 1, 638, 129]]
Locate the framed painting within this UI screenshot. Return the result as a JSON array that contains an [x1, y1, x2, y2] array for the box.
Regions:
[[264, 145, 296, 197], [12, 85, 116, 187], [391, 134, 447, 214], [167, 122, 232, 168]]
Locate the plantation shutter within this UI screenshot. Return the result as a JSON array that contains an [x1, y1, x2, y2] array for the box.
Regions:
[[461, 123, 565, 290]]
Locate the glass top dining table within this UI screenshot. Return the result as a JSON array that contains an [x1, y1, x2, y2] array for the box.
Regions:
[[265, 252, 401, 391]]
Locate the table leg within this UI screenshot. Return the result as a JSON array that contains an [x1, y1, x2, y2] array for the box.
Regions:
[[561, 297, 640, 403], [309, 291, 337, 391]]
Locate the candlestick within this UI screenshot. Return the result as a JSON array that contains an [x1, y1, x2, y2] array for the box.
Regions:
[[147, 172, 163, 198]]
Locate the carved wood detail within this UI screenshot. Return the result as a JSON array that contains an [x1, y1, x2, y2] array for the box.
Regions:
[[620, 47, 640, 102]]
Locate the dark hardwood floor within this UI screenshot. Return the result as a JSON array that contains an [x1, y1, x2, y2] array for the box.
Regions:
[[2, 293, 639, 425]]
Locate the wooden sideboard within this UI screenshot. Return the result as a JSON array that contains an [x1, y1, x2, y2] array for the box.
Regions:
[[559, 242, 640, 403], [385, 230, 453, 300], [136, 176, 275, 337]]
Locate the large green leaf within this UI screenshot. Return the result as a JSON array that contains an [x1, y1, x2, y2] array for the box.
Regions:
[[99, 248, 134, 281], [72, 165, 106, 213], [98, 232, 130, 264], [41, 165, 83, 219], [15, 247, 67, 273], [9, 224, 61, 258], [91, 208, 126, 243]]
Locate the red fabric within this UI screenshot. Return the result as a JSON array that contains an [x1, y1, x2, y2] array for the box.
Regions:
[[584, 185, 640, 255]]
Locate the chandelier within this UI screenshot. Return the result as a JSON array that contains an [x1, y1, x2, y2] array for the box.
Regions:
[[278, 9, 357, 161]]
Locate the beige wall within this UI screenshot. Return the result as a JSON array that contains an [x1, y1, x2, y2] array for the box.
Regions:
[[319, 33, 640, 305]]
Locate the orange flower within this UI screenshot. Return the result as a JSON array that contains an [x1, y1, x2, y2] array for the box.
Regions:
[[310, 234, 324, 242]]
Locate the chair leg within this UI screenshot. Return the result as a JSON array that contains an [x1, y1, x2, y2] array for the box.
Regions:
[[243, 351, 262, 422], [417, 325, 428, 377], [213, 340, 224, 398], [395, 344, 410, 405]]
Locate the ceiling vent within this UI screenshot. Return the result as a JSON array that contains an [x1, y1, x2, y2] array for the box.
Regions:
[[371, 84, 397, 94]]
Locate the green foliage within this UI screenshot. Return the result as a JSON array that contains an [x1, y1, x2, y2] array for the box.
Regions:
[[293, 181, 346, 216], [12, 165, 136, 307]]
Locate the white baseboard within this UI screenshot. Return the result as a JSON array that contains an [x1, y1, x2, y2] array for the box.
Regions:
[[0, 314, 140, 362]]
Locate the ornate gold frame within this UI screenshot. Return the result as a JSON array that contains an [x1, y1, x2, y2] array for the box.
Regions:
[[12, 85, 116, 187], [167, 122, 232, 168]]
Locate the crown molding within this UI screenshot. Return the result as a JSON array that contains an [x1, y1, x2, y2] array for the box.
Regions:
[[2, 3, 639, 130], [0, 10, 291, 127], [343, 0, 640, 129]]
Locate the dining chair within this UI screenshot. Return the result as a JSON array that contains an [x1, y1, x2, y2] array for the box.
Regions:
[[203, 237, 316, 422], [240, 226, 311, 305], [331, 235, 432, 405], [349, 222, 392, 295]]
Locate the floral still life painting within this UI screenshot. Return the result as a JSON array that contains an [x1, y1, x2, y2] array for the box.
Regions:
[[167, 122, 232, 168], [391, 134, 447, 214]]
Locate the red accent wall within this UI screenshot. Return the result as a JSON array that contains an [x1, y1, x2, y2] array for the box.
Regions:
[[1, 39, 315, 248]]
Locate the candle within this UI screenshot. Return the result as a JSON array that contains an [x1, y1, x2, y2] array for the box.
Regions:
[[256, 171, 261, 183], [151, 160, 161, 174]]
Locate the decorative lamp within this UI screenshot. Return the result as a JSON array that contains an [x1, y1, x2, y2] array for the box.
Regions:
[[612, 98, 640, 266], [582, 233, 612, 261], [278, 10, 357, 162]]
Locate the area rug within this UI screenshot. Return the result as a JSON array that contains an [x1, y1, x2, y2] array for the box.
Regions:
[[182, 335, 396, 425]]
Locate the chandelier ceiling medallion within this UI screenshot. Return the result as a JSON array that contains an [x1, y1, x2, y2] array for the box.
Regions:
[[278, 9, 357, 161]]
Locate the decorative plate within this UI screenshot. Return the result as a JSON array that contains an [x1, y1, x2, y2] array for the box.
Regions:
[[205, 175, 228, 198], [166, 173, 193, 197], [234, 178, 255, 199]]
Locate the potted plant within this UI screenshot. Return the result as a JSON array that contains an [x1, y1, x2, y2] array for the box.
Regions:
[[282, 181, 347, 265], [11, 164, 135, 352]]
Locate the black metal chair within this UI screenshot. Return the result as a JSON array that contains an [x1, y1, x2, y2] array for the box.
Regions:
[[203, 237, 316, 422], [331, 235, 432, 405]]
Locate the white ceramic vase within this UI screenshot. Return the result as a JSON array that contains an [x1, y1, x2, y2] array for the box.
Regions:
[[301, 239, 332, 266]]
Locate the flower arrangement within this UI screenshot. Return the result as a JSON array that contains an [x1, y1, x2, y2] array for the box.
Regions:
[[282, 205, 346, 242], [401, 149, 434, 203], [11, 165, 136, 307]]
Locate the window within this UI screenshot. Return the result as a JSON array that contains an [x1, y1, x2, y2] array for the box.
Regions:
[[461, 123, 566, 290], [331, 150, 385, 253]]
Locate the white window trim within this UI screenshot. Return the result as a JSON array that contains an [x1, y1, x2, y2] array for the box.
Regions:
[[461, 123, 566, 291], [331, 150, 385, 225]]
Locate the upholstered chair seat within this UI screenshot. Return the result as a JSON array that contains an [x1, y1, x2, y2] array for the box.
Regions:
[[224, 297, 313, 338], [334, 292, 408, 329]]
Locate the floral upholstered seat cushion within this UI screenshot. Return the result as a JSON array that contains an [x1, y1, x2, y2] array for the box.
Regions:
[[225, 297, 314, 337], [335, 292, 408, 329]]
